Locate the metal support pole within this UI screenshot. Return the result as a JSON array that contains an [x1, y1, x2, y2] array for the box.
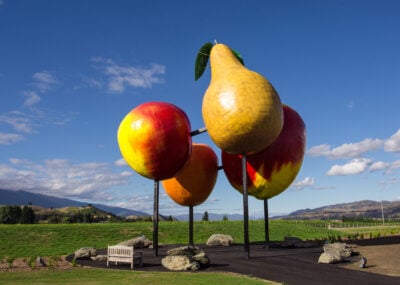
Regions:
[[190, 127, 207, 136], [264, 199, 270, 249], [242, 154, 250, 258], [189, 205, 194, 246], [153, 180, 159, 256]]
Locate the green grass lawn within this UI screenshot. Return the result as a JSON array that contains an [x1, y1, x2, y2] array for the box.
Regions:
[[0, 220, 338, 259], [1, 220, 398, 285], [333, 224, 400, 239], [0, 268, 275, 285]]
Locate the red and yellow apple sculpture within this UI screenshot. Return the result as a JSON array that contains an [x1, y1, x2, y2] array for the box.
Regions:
[[162, 143, 218, 206], [117, 102, 192, 181], [222, 104, 306, 199]]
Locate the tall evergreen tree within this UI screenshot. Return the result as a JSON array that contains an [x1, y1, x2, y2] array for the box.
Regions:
[[20, 206, 35, 224], [202, 211, 209, 221], [0, 206, 22, 224]]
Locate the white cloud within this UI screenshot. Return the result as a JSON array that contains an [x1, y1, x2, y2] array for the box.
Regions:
[[379, 177, 400, 187], [83, 77, 103, 89], [32, 71, 59, 93], [114, 158, 128, 167], [0, 133, 24, 145], [0, 71, 74, 145], [115, 194, 154, 213], [92, 57, 165, 92], [0, 111, 36, 133], [307, 144, 331, 157], [391, 160, 400, 169], [384, 160, 400, 175], [0, 109, 76, 142], [0, 159, 132, 199], [369, 161, 390, 172], [292, 177, 315, 189], [23, 91, 41, 107], [327, 158, 371, 176], [308, 139, 383, 159], [120, 171, 132, 177], [384, 129, 400, 152]]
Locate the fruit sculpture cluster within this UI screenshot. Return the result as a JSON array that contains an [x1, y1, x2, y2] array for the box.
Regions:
[[117, 42, 306, 209]]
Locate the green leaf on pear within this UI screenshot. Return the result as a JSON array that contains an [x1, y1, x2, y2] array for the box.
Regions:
[[195, 42, 213, 81], [231, 49, 245, 66]]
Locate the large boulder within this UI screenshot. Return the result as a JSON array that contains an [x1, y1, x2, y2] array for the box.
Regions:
[[281, 236, 303, 248], [91, 255, 107, 262], [318, 242, 354, 264], [167, 246, 202, 256], [206, 234, 234, 246], [318, 252, 342, 264], [280, 236, 320, 248], [294, 240, 320, 248], [162, 255, 197, 271], [117, 235, 152, 248], [192, 251, 210, 267], [323, 242, 353, 258], [162, 246, 210, 271], [36, 256, 46, 267], [74, 247, 97, 260]]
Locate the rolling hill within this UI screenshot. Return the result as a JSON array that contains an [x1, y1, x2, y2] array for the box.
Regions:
[[0, 189, 149, 217], [273, 200, 400, 220], [2, 189, 399, 221]]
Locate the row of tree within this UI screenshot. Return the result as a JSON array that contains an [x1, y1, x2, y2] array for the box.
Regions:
[[0, 205, 35, 224], [0, 206, 229, 224], [0, 205, 120, 224], [201, 211, 229, 221]]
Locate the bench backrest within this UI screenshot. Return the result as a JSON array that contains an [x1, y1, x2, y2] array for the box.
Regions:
[[108, 245, 134, 257]]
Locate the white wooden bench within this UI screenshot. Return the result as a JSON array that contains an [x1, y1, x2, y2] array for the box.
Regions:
[[107, 245, 143, 269]]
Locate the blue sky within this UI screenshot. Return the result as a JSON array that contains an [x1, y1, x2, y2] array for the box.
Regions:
[[1, 0, 399, 217]]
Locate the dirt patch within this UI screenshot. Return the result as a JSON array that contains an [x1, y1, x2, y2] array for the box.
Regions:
[[0, 256, 73, 272], [339, 243, 400, 277]]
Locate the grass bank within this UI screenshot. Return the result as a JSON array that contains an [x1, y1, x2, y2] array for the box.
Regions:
[[0, 268, 275, 285], [1, 220, 399, 285], [0, 220, 338, 259]]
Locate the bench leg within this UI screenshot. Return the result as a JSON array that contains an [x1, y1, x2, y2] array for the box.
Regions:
[[139, 257, 143, 267], [135, 252, 143, 268]]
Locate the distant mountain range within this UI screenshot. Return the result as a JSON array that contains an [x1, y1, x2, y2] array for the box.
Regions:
[[0, 189, 149, 217], [0, 189, 249, 221], [174, 212, 247, 221], [1, 189, 399, 221], [273, 200, 400, 220]]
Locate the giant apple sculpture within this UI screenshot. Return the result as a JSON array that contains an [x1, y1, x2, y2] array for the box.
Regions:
[[222, 104, 306, 200], [162, 143, 218, 206], [162, 143, 218, 246], [117, 102, 192, 181]]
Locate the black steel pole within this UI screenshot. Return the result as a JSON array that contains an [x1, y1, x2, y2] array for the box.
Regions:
[[264, 199, 270, 249], [153, 180, 159, 256], [189, 205, 194, 246], [242, 154, 250, 258]]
